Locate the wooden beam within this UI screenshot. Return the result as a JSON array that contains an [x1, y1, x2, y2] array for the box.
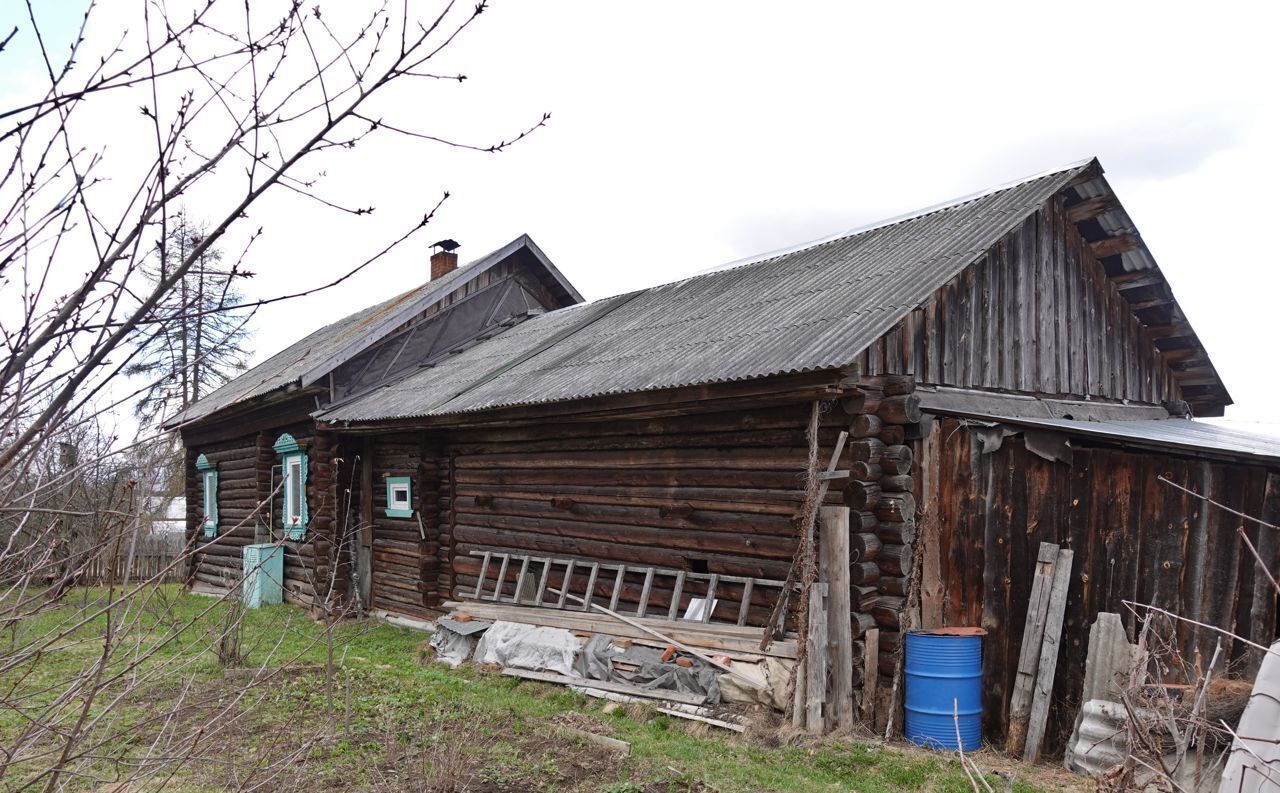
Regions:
[[1124, 295, 1173, 312], [1023, 547, 1074, 763], [1006, 543, 1059, 757], [820, 506, 855, 732], [1065, 196, 1118, 223], [862, 628, 880, 723], [1111, 271, 1164, 291], [805, 582, 829, 734], [503, 668, 706, 705], [1144, 322, 1195, 340], [1089, 233, 1140, 259]]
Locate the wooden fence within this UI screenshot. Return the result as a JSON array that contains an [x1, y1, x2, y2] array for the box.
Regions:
[[68, 533, 187, 584]]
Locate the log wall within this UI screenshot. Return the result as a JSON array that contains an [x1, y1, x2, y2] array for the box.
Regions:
[[184, 422, 346, 611], [925, 416, 1280, 753], [858, 194, 1184, 408], [360, 435, 442, 619]]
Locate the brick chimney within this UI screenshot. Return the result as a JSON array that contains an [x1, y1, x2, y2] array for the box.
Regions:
[[430, 250, 458, 279], [430, 238, 460, 279]]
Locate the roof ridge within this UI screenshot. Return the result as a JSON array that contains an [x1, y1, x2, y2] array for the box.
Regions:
[[693, 157, 1097, 280]]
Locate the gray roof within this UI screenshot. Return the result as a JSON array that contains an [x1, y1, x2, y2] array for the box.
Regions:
[[970, 415, 1280, 465], [319, 161, 1091, 423], [167, 235, 581, 427]]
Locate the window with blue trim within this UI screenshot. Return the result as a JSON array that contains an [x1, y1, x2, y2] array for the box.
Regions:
[[273, 433, 308, 540], [385, 476, 413, 518], [195, 454, 218, 537]]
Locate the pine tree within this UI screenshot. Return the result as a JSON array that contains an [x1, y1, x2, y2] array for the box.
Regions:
[[128, 211, 253, 428]]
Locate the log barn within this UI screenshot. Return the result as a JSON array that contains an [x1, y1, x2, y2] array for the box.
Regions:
[[170, 157, 1280, 751]]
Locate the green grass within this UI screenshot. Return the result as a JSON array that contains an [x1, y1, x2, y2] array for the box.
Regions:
[[0, 587, 1076, 792]]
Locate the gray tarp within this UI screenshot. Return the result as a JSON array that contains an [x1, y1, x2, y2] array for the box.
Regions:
[[575, 634, 721, 704]]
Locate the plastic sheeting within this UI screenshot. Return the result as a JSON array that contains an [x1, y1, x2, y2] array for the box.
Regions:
[[575, 634, 721, 704], [473, 620, 579, 676]]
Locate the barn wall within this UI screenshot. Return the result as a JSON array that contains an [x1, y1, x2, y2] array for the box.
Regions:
[[860, 194, 1183, 407], [926, 417, 1280, 753]]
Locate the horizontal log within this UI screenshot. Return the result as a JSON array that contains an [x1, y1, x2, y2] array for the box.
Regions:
[[851, 610, 877, 640], [840, 386, 884, 416], [877, 394, 921, 425], [871, 595, 906, 629], [456, 467, 815, 491], [847, 439, 885, 464], [453, 496, 797, 537], [879, 474, 913, 493], [453, 514, 797, 559], [877, 576, 906, 596], [455, 447, 814, 472], [455, 483, 841, 516], [862, 374, 915, 396], [878, 425, 906, 446], [876, 521, 916, 545], [878, 544, 912, 577], [851, 414, 883, 439], [850, 561, 880, 585], [875, 493, 916, 523], [851, 462, 882, 481], [851, 532, 882, 562], [846, 481, 881, 511], [880, 445, 913, 476], [449, 426, 845, 456]]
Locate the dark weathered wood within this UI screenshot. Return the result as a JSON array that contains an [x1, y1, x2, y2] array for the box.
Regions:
[[820, 507, 855, 731], [877, 395, 922, 425], [1024, 547, 1073, 762], [1006, 542, 1060, 757]]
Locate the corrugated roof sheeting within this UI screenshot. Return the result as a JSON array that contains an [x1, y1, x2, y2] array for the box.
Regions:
[[168, 237, 560, 427], [321, 164, 1088, 422], [982, 415, 1280, 465]]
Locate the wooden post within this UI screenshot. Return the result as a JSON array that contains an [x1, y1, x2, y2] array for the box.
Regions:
[[1006, 542, 1060, 756], [862, 627, 880, 723], [820, 506, 854, 731], [805, 582, 829, 733], [1023, 547, 1074, 763]]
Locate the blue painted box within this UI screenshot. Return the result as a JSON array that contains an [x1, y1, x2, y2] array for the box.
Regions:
[[242, 544, 284, 608]]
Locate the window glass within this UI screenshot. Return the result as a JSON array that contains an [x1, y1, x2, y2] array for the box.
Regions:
[[287, 457, 302, 524]]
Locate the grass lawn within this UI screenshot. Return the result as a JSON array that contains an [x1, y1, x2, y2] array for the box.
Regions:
[[1, 587, 1084, 792]]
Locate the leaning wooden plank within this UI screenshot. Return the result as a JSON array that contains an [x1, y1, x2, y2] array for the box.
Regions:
[[547, 585, 769, 692], [503, 668, 705, 705], [1007, 542, 1060, 756], [571, 687, 747, 732], [655, 707, 747, 733], [820, 506, 855, 731], [1023, 547, 1074, 763], [762, 427, 850, 649], [558, 726, 631, 755], [805, 582, 829, 733], [862, 627, 880, 723]]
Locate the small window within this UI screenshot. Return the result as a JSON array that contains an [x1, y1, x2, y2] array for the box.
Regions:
[[273, 433, 308, 540], [196, 454, 217, 537], [385, 476, 413, 519]]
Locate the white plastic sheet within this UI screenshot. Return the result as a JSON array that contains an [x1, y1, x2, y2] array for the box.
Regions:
[[472, 620, 579, 675]]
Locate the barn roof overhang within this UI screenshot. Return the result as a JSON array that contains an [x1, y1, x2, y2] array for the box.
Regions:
[[1059, 161, 1231, 417]]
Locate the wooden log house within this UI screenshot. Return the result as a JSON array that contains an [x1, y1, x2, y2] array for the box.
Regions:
[[169, 158, 1280, 753]]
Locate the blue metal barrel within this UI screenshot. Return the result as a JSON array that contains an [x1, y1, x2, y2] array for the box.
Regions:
[[904, 628, 983, 751]]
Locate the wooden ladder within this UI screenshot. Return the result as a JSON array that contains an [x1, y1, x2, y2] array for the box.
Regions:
[[468, 550, 784, 628]]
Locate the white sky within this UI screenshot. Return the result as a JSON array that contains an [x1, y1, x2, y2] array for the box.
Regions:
[[4, 2, 1278, 428]]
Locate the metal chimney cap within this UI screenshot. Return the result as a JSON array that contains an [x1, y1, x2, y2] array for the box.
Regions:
[[431, 238, 460, 252]]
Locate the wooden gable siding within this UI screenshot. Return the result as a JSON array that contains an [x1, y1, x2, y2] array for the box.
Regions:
[[329, 258, 562, 403], [860, 194, 1182, 407], [924, 417, 1280, 753]]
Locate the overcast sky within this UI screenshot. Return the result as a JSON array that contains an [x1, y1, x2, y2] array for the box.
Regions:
[[5, 2, 1277, 428]]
